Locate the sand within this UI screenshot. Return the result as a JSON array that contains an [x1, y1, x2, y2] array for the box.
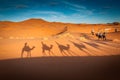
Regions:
[[0, 56, 120, 80], [0, 32, 120, 60], [0, 19, 120, 80]]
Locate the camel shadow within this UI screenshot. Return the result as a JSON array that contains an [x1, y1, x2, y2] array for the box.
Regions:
[[41, 41, 54, 56], [76, 41, 106, 55], [83, 42, 99, 49], [70, 41, 91, 56], [94, 40, 113, 47], [55, 41, 75, 56], [21, 42, 35, 58], [82, 42, 103, 54]]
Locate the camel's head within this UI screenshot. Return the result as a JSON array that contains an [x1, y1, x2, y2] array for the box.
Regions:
[[25, 42, 27, 46], [95, 33, 98, 36], [50, 45, 53, 47], [49, 45, 53, 49], [32, 46, 35, 49], [66, 44, 70, 47]]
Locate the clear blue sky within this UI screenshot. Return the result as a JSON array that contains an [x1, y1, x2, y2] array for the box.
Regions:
[[0, 0, 120, 23]]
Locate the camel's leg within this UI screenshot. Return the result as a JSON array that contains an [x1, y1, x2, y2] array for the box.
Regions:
[[69, 50, 78, 56], [42, 50, 46, 56], [21, 50, 24, 58], [60, 50, 64, 56], [97, 36, 99, 40], [67, 50, 73, 56], [98, 37, 99, 40], [48, 50, 54, 56], [103, 38, 105, 40], [48, 51, 51, 56], [104, 36, 106, 40], [27, 52, 29, 58], [29, 52, 31, 57], [102, 36, 104, 40], [61, 52, 64, 56], [62, 51, 68, 56], [50, 51, 54, 56], [42, 49, 44, 53], [105, 37, 106, 40]]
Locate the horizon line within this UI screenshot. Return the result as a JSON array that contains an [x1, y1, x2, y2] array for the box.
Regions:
[[0, 18, 119, 24]]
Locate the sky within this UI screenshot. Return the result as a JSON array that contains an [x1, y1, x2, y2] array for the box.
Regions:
[[0, 0, 120, 23]]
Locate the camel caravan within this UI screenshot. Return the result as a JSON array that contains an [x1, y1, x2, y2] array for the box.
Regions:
[[95, 32, 106, 40], [91, 29, 106, 40], [21, 27, 110, 58]]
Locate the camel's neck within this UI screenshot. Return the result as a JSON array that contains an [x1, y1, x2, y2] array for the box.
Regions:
[[50, 45, 53, 49], [67, 45, 70, 49]]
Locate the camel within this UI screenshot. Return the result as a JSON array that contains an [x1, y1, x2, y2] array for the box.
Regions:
[[41, 42, 53, 56], [95, 32, 106, 40], [21, 43, 35, 58], [91, 29, 95, 35]]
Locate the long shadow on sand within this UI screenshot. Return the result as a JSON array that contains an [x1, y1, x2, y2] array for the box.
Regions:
[[94, 40, 119, 48], [55, 41, 76, 56], [0, 56, 120, 80], [70, 41, 91, 56], [82, 42, 105, 54], [41, 41, 54, 56], [83, 42, 100, 49], [21, 42, 35, 58]]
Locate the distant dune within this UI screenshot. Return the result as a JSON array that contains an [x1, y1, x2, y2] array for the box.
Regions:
[[0, 18, 120, 38]]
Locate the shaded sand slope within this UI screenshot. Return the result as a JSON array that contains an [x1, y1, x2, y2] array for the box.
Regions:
[[0, 56, 120, 80]]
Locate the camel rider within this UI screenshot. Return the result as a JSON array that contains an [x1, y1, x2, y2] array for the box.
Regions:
[[23, 43, 30, 51], [91, 29, 94, 35]]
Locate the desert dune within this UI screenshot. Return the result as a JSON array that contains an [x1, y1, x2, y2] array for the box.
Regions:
[[0, 19, 120, 80], [0, 19, 120, 60]]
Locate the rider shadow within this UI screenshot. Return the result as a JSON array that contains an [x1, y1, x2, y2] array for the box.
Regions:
[[21, 42, 35, 58], [70, 41, 91, 56], [55, 41, 75, 56], [41, 41, 54, 56]]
